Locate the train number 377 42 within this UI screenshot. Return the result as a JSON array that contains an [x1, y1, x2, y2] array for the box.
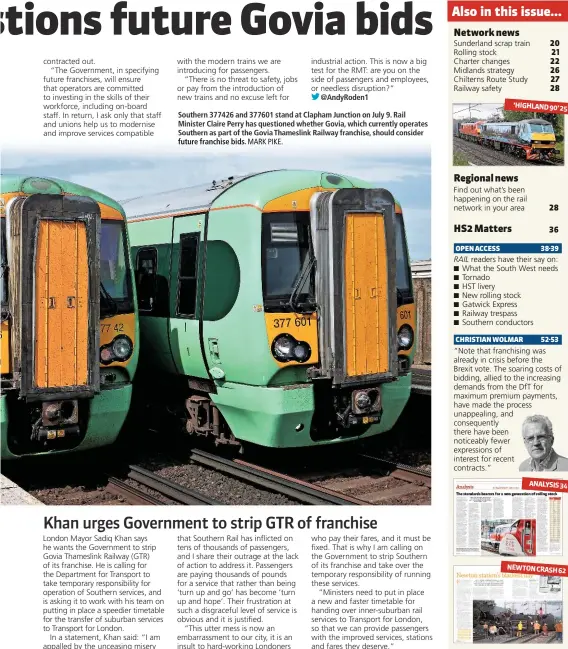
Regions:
[[101, 323, 125, 333]]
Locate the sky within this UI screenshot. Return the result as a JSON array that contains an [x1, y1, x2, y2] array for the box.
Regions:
[[452, 103, 503, 120], [1, 150, 431, 260]]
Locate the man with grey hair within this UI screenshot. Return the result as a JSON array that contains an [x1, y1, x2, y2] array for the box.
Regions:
[[519, 415, 568, 471]]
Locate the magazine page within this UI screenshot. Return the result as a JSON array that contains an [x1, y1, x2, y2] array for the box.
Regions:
[[449, 0, 568, 647], [454, 479, 563, 556], [0, 0, 565, 647]]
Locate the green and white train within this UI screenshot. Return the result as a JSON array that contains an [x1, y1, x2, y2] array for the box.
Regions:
[[124, 169, 416, 449]]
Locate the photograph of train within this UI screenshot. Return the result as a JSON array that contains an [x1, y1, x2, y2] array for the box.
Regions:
[[0, 151, 431, 507], [480, 518, 536, 556], [473, 600, 562, 643], [452, 103, 564, 166]]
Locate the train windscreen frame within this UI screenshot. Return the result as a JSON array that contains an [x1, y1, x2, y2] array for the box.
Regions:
[[261, 211, 315, 312], [395, 214, 413, 305], [100, 220, 134, 316], [0, 220, 7, 316]]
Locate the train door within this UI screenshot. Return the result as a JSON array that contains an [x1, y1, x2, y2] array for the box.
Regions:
[[6, 194, 100, 400], [169, 214, 208, 379], [521, 520, 536, 555], [310, 188, 398, 385]]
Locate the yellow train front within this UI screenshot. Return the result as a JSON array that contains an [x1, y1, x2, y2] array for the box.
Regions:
[[0, 175, 139, 459]]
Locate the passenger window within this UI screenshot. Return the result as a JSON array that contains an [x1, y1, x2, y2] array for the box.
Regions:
[[177, 234, 199, 317], [136, 247, 157, 312]]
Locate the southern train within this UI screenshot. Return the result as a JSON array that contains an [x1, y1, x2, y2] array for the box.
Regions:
[[124, 169, 416, 449], [0, 175, 139, 459], [457, 118, 559, 162]]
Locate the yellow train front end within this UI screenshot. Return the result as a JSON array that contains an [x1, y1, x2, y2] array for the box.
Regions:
[[256, 179, 416, 445], [0, 176, 138, 459]]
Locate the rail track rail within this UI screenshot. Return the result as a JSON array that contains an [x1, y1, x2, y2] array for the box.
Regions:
[[106, 465, 221, 505], [358, 454, 432, 488], [505, 632, 558, 644], [189, 448, 357, 505], [297, 453, 431, 505], [106, 477, 164, 505], [127, 464, 220, 505]]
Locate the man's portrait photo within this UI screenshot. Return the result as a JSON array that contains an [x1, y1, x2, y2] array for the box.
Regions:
[[519, 414, 568, 472]]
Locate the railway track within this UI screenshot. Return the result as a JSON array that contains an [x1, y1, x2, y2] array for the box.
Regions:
[[190, 448, 358, 505], [104, 448, 432, 507], [454, 136, 563, 167], [506, 632, 558, 644], [106, 465, 221, 505], [295, 453, 431, 505], [15, 408, 431, 506], [359, 454, 431, 486]]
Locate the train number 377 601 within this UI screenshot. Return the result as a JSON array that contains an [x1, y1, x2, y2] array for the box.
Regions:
[[273, 317, 312, 328]]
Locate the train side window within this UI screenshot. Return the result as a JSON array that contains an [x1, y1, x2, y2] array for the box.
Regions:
[[177, 234, 199, 317], [136, 247, 157, 312]]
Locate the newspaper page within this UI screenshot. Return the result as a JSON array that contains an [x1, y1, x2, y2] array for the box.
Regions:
[[454, 479, 563, 556], [0, 0, 567, 647], [454, 565, 564, 643]]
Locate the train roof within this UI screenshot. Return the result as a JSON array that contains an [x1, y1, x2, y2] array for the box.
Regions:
[[483, 119, 552, 126], [121, 173, 256, 219], [121, 169, 393, 221], [0, 174, 124, 214], [521, 119, 552, 125]]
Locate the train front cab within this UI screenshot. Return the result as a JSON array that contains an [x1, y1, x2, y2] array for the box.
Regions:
[[209, 182, 416, 447], [518, 120, 557, 160], [499, 519, 536, 556], [0, 181, 138, 459]]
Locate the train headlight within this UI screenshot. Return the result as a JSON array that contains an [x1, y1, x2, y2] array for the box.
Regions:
[[355, 392, 372, 411], [397, 325, 414, 350], [100, 335, 134, 365], [112, 335, 133, 361], [272, 335, 312, 363], [292, 341, 311, 363], [100, 347, 114, 364], [272, 334, 296, 361]]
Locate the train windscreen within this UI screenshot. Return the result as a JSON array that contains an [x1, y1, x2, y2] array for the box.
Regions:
[[529, 123, 554, 134], [100, 220, 134, 315], [261, 212, 315, 311], [0, 220, 7, 314], [395, 214, 412, 303]]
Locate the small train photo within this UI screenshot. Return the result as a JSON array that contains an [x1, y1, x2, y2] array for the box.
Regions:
[[453, 102, 564, 166], [473, 600, 563, 643], [0, 152, 431, 506], [480, 518, 536, 557]]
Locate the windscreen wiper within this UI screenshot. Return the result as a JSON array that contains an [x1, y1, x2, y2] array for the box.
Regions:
[[100, 282, 118, 317], [287, 254, 316, 314]]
